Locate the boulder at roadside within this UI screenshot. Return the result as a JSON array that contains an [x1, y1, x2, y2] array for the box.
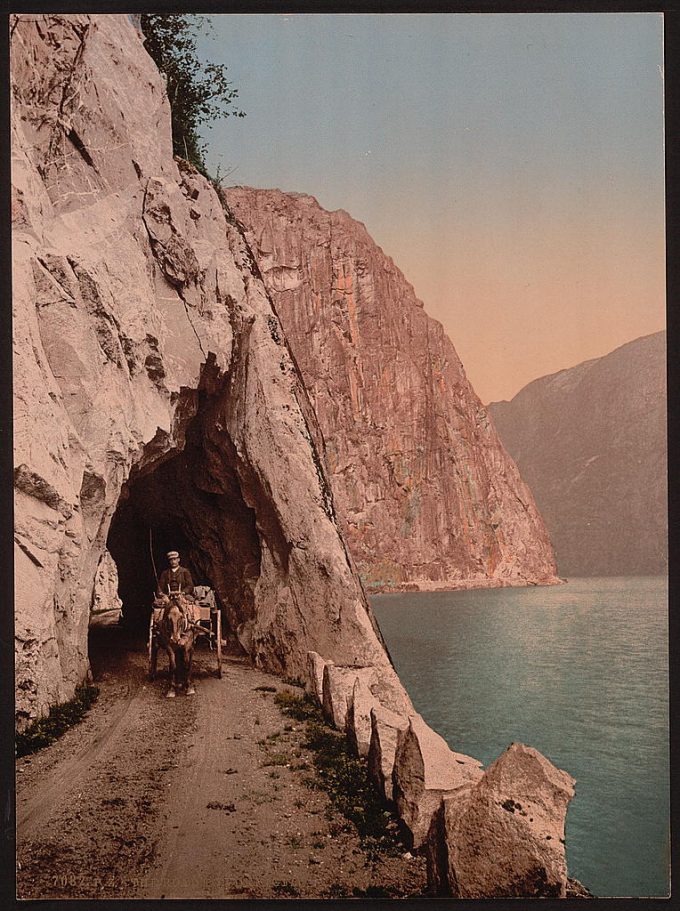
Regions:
[[426, 742, 575, 897]]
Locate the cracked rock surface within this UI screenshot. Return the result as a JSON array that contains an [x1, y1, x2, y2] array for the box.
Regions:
[[426, 742, 575, 898], [12, 13, 407, 726]]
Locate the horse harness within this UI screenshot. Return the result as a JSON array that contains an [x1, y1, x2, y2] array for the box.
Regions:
[[154, 596, 212, 644], [162, 607, 188, 641]]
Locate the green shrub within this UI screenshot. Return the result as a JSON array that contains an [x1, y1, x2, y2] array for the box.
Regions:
[[16, 684, 100, 757], [140, 14, 245, 176]]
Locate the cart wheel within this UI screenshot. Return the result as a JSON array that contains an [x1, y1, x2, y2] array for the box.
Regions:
[[216, 610, 223, 679]]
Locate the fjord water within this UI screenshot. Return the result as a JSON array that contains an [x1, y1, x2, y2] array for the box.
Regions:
[[371, 576, 669, 897]]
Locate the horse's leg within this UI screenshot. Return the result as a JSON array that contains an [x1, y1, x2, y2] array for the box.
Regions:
[[149, 637, 158, 680], [176, 648, 186, 692], [166, 646, 177, 698], [185, 641, 196, 696]]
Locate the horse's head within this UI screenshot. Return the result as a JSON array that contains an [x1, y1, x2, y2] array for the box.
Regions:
[[162, 602, 188, 646]]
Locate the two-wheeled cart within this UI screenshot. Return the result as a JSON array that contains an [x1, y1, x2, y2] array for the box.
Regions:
[[148, 585, 223, 679]]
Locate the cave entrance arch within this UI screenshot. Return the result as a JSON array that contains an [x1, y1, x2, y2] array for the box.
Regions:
[[106, 391, 262, 637]]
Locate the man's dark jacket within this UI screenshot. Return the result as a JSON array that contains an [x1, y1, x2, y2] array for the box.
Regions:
[[157, 566, 194, 597]]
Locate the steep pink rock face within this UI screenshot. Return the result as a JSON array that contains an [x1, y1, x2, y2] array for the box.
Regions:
[[12, 14, 409, 726], [227, 188, 558, 591]]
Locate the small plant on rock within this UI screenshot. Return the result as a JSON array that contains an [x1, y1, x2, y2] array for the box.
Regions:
[[16, 684, 100, 757]]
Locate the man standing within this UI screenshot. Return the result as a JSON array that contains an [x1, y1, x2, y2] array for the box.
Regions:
[[157, 550, 194, 599]]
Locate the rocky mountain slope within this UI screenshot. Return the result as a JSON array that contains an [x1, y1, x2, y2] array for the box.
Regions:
[[12, 13, 408, 726], [227, 188, 558, 591], [488, 332, 667, 576], [12, 15, 580, 898]]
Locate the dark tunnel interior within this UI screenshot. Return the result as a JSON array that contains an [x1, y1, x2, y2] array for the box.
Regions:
[[107, 470, 198, 619], [106, 392, 263, 636]]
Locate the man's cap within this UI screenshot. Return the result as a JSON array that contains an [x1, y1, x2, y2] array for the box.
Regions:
[[166, 550, 179, 558]]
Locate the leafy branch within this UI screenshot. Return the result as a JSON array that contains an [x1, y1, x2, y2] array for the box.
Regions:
[[140, 14, 245, 176]]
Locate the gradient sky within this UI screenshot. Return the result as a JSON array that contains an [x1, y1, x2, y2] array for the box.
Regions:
[[198, 13, 665, 404]]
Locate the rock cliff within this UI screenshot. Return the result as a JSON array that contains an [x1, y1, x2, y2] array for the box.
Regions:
[[12, 15, 579, 897], [12, 13, 409, 726], [488, 332, 667, 576], [227, 188, 558, 591]]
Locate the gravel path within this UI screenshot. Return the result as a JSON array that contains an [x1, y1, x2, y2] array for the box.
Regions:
[[16, 614, 426, 899]]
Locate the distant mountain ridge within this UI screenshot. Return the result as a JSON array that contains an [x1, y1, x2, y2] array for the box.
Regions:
[[488, 332, 667, 577]]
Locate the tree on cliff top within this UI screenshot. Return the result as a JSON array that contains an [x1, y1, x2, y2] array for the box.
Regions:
[[140, 14, 245, 176]]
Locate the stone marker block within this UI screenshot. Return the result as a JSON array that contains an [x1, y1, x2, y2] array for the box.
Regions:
[[368, 704, 409, 802], [321, 664, 376, 730], [306, 650, 331, 703], [393, 714, 483, 850], [345, 676, 378, 757]]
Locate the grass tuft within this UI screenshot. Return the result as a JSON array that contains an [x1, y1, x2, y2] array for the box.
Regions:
[[275, 691, 405, 858], [281, 675, 305, 688], [274, 690, 320, 722], [261, 752, 289, 767], [16, 684, 100, 758], [272, 880, 299, 897]]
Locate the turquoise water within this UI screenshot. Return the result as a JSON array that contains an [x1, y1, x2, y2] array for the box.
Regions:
[[371, 577, 669, 897]]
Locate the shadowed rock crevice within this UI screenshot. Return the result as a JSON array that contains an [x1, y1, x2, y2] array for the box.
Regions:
[[107, 367, 261, 638]]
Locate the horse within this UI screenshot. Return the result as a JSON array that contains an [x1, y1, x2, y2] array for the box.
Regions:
[[149, 594, 201, 697]]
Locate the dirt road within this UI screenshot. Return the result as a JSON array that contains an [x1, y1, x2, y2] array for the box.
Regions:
[[16, 615, 426, 899]]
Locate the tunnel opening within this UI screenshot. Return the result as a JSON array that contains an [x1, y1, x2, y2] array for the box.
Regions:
[[107, 477, 197, 618], [106, 376, 263, 641]]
